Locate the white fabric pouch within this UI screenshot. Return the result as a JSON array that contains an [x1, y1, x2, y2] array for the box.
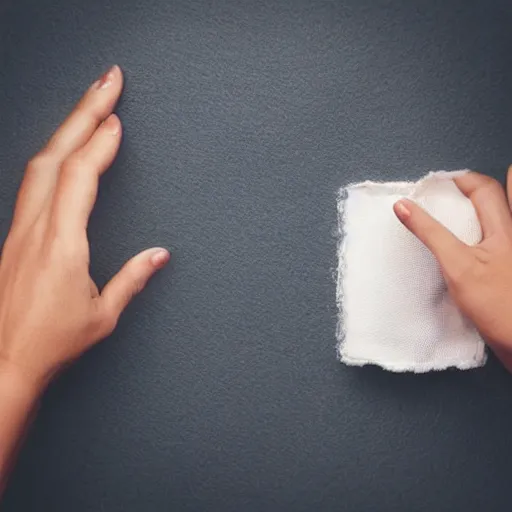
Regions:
[[337, 170, 486, 372]]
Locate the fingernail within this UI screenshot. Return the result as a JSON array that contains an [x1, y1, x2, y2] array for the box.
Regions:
[[104, 114, 121, 136], [150, 248, 171, 268], [395, 200, 411, 220], [95, 65, 118, 90]]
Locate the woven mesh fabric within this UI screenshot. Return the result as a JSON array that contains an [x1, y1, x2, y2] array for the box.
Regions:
[[337, 171, 486, 372]]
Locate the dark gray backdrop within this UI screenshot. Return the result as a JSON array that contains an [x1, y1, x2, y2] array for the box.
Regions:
[[1, 0, 512, 510]]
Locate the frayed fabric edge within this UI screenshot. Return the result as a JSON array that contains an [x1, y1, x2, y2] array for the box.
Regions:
[[335, 185, 348, 364], [344, 169, 470, 195], [340, 355, 486, 374], [335, 169, 487, 373]]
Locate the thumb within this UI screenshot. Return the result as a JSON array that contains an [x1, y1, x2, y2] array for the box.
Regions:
[[100, 247, 170, 330], [393, 199, 470, 275]]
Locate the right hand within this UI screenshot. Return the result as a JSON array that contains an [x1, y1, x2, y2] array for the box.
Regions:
[[394, 170, 512, 372]]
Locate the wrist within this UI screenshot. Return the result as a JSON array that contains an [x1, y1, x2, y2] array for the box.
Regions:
[[0, 359, 46, 407], [0, 359, 45, 492]]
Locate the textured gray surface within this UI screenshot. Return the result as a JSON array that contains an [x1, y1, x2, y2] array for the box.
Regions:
[[1, 0, 512, 510]]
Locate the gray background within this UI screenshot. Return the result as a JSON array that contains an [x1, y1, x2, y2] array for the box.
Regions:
[[1, 0, 512, 510]]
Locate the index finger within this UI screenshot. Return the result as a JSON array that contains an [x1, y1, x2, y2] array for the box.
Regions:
[[13, 66, 124, 231], [394, 199, 472, 277], [46, 65, 124, 161]]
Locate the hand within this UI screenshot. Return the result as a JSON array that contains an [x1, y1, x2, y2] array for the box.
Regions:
[[394, 170, 512, 372], [0, 65, 170, 389]]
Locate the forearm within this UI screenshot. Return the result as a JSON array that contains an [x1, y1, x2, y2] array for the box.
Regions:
[[0, 362, 42, 496]]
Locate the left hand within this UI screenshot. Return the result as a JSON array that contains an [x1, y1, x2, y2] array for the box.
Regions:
[[0, 65, 170, 389]]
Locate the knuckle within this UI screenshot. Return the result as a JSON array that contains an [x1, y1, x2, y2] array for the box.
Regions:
[[77, 100, 104, 126], [61, 154, 87, 176], [484, 177, 503, 195], [26, 151, 53, 173], [465, 172, 502, 196], [469, 171, 494, 184]]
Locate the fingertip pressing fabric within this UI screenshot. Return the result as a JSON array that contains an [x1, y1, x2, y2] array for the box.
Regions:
[[337, 170, 486, 373]]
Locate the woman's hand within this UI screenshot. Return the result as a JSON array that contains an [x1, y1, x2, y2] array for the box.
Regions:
[[0, 65, 170, 388], [394, 170, 512, 372], [0, 65, 170, 492]]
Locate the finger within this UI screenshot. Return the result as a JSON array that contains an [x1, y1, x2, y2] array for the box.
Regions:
[[394, 198, 471, 274], [454, 172, 511, 237], [506, 165, 512, 210], [52, 114, 122, 233], [12, 66, 123, 229], [47, 65, 123, 161], [99, 248, 171, 334]]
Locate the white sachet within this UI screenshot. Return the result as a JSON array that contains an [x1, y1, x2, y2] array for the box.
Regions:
[[337, 170, 486, 372]]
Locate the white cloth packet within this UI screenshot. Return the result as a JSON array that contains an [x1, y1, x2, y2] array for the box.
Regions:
[[337, 170, 486, 372]]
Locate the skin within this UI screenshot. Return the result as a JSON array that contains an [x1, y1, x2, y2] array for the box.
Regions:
[[394, 169, 512, 373], [0, 65, 170, 494], [0, 66, 511, 498]]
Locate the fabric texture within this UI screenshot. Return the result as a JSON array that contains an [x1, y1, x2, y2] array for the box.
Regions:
[[337, 170, 487, 372]]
